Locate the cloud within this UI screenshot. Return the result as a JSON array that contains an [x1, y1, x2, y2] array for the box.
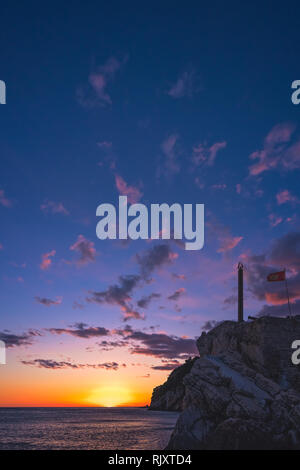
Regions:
[[151, 363, 179, 371], [35, 296, 62, 306], [172, 273, 186, 280], [206, 215, 244, 256], [47, 323, 110, 338], [97, 141, 112, 149], [97, 339, 129, 350], [137, 244, 178, 278], [223, 295, 237, 308], [40, 200, 69, 215], [159, 134, 180, 178], [217, 236, 243, 253], [0, 330, 41, 348], [276, 190, 299, 205], [115, 174, 143, 204], [114, 325, 197, 359], [137, 293, 161, 309], [0, 189, 12, 208], [268, 213, 283, 227], [242, 232, 300, 312], [86, 274, 144, 321], [70, 235, 96, 266], [77, 56, 127, 107], [44, 321, 196, 361], [40, 250, 56, 270], [249, 123, 300, 176], [21, 359, 120, 370], [128, 329, 197, 359], [167, 69, 200, 99], [257, 300, 300, 318], [168, 287, 186, 301], [202, 320, 221, 331], [192, 141, 227, 167], [86, 244, 177, 321]]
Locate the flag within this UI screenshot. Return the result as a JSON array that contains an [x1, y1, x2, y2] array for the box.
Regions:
[[267, 270, 285, 282]]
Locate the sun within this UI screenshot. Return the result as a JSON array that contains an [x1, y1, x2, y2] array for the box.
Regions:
[[86, 385, 133, 407]]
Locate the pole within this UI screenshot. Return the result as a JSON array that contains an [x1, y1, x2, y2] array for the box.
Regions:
[[238, 262, 244, 322], [284, 269, 292, 317]]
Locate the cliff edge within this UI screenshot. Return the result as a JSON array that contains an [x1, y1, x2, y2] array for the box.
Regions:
[[150, 316, 300, 449]]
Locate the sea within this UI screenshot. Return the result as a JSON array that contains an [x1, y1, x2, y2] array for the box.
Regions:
[[0, 407, 179, 450]]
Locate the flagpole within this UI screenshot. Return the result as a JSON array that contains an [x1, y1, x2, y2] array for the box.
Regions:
[[284, 268, 292, 317], [238, 262, 244, 322]]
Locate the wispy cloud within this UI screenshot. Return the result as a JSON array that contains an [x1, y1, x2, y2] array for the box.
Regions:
[[217, 236, 243, 253], [137, 293, 161, 309], [192, 141, 227, 167], [158, 134, 180, 178], [40, 250, 56, 270], [86, 244, 177, 321], [0, 189, 12, 208], [137, 244, 178, 278], [241, 231, 300, 316], [268, 213, 283, 227], [41, 200, 69, 215], [86, 274, 144, 321], [35, 296, 62, 307], [168, 287, 186, 301], [167, 69, 200, 99], [249, 123, 300, 176], [0, 330, 41, 348], [276, 190, 299, 205], [115, 174, 143, 204], [21, 359, 120, 370], [48, 323, 109, 338], [77, 56, 127, 107], [70, 235, 96, 266]]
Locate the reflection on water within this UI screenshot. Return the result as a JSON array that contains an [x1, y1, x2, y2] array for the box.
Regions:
[[0, 407, 179, 450]]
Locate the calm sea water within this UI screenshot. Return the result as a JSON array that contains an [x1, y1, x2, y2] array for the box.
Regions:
[[0, 407, 179, 450]]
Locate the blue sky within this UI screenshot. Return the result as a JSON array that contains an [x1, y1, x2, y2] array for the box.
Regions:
[[1, 1, 300, 405]]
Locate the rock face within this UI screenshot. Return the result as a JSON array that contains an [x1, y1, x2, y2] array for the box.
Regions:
[[149, 357, 198, 411], [150, 316, 300, 449]]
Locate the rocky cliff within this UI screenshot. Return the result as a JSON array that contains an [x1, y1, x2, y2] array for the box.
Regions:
[[150, 316, 300, 449], [149, 357, 198, 411]]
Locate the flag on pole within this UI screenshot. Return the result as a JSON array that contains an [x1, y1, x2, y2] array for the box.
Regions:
[[267, 270, 286, 282]]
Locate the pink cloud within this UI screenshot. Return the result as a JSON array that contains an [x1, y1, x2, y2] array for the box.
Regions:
[[268, 213, 283, 227], [192, 141, 227, 167], [217, 236, 243, 253], [276, 190, 299, 205], [40, 250, 56, 270], [78, 56, 127, 107], [115, 174, 143, 204], [41, 200, 69, 215], [0, 189, 12, 207], [249, 123, 299, 176], [70, 235, 96, 266]]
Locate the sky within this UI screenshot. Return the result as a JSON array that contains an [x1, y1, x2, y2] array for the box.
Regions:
[[1, 1, 300, 407]]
